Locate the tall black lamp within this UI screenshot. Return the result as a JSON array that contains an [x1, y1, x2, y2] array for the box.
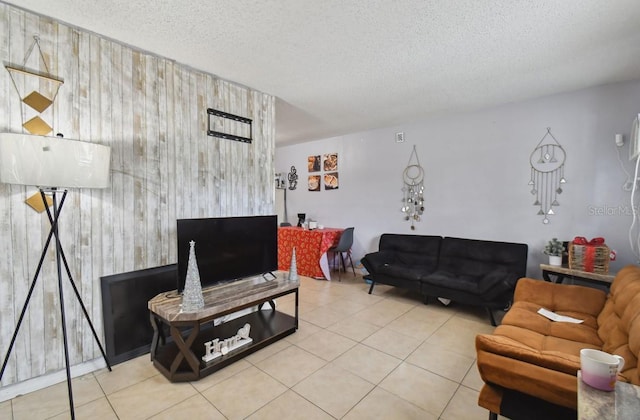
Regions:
[[0, 132, 112, 419]]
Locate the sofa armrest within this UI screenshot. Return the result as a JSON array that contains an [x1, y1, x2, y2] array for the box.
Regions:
[[476, 269, 518, 299], [476, 338, 580, 410], [361, 250, 395, 274], [513, 278, 606, 316], [476, 332, 581, 375]]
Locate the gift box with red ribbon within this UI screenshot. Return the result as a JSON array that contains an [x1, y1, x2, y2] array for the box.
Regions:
[[568, 236, 610, 273]]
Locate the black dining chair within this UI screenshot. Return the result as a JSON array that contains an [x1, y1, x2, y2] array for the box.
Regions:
[[328, 227, 355, 281]]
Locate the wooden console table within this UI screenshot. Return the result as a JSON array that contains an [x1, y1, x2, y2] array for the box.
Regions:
[[148, 272, 299, 382], [540, 264, 615, 286]]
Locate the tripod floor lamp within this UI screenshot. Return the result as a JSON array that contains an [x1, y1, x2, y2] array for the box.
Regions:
[[0, 133, 112, 420]]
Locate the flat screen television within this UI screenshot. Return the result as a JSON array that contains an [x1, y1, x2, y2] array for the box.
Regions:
[[176, 215, 278, 293]]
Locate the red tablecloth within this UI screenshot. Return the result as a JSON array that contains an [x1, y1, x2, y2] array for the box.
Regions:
[[278, 227, 343, 279]]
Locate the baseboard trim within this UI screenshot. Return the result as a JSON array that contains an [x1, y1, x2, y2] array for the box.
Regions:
[[0, 358, 107, 403]]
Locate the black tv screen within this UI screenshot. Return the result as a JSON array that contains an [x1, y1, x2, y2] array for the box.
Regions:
[[176, 215, 278, 293]]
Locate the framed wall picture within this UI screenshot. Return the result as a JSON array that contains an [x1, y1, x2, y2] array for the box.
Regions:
[[308, 175, 321, 191], [323, 153, 338, 171], [324, 172, 339, 190], [308, 155, 321, 172]]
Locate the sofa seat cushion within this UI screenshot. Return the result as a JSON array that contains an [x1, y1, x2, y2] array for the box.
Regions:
[[377, 264, 426, 282], [423, 270, 480, 292], [424, 268, 521, 300], [512, 278, 607, 322], [503, 302, 603, 345]]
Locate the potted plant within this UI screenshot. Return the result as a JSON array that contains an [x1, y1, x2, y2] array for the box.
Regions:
[[544, 238, 565, 266]]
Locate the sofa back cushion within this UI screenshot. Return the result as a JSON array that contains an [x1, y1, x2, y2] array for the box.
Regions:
[[437, 237, 528, 278], [597, 265, 640, 385], [378, 234, 442, 269]]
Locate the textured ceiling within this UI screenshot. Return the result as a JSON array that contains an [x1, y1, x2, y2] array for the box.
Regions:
[[5, 0, 640, 145]]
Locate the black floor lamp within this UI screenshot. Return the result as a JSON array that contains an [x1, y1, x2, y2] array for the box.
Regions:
[[0, 133, 112, 420]]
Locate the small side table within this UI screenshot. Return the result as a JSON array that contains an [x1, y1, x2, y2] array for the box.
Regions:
[[578, 370, 640, 419], [540, 264, 615, 286]]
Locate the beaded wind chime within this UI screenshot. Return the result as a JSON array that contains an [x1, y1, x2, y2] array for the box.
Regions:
[[401, 145, 425, 230], [529, 128, 567, 224]]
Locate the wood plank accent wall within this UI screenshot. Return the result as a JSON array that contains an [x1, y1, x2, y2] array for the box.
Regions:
[[0, 4, 275, 386]]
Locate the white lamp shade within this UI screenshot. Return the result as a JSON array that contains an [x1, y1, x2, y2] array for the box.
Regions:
[[0, 133, 111, 188]]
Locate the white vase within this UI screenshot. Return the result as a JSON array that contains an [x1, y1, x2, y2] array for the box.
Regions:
[[548, 255, 562, 266]]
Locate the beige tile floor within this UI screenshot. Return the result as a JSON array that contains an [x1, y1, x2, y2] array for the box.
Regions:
[[1, 273, 503, 419]]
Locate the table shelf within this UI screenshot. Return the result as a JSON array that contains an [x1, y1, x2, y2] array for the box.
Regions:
[[152, 309, 296, 381], [540, 264, 615, 285]]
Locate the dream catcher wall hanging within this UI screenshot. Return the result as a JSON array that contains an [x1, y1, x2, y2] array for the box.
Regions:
[[529, 128, 567, 224], [401, 145, 425, 230]]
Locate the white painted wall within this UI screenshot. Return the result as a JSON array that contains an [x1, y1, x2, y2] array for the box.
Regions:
[[275, 80, 640, 276]]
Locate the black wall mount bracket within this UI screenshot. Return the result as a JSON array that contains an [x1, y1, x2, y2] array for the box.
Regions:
[[207, 108, 252, 143]]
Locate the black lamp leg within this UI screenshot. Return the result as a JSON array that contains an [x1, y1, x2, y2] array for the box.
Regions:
[[52, 191, 75, 419], [0, 201, 58, 379], [0, 188, 112, 420], [58, 246, 112, 371], [44, 195, 112, 373]]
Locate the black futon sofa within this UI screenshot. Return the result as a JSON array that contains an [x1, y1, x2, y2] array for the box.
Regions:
[[361, 234, 528, 325]]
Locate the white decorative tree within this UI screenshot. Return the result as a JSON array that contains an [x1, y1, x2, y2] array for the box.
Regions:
[[182, 240, 205, 312], [288, 247, 298, 281]]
